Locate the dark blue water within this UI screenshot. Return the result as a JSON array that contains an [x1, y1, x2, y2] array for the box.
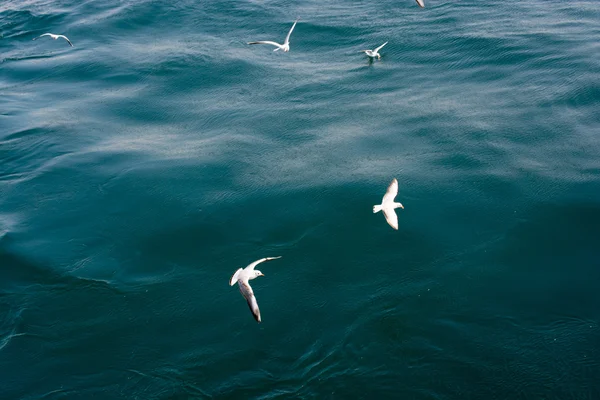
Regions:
[[1, 0, 600, 398]]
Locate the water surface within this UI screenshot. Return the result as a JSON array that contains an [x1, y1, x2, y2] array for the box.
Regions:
[[1, 0, 600, 398]]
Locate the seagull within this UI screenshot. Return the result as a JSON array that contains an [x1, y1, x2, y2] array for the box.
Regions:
[[361, 41, 388, 60], [416, 0, 425, 7], [373, 178, 404, 230], [248, 18, 299, 52], [33, 33, 73, 47], [229, 256, 282, 323]]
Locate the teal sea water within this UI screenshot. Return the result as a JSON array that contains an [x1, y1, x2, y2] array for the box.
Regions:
[[1, 0, 600, 398]]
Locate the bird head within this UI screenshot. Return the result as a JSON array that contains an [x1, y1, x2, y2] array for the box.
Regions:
[[254, 270, 264, 278], [395, 202, 404, 210]]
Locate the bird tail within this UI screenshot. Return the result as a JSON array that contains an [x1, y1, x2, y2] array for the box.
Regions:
[[373, 205, 382, 213], [273, 47, 280, 52]]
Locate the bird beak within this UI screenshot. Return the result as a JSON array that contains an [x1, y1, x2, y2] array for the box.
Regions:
[[260, 273, 265, 276], [400, 204, 405, 209]]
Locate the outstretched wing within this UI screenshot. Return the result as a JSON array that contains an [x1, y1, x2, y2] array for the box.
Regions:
[[382, 178, 398, 204], [33, 33, 52, 41], [383, 208, 399, 230], [229, 268, 244, 286], [246, 256, 282, 272], [59, 35, 74, 46], [284, 19, 299, 45], [239, 281, 261, 322], [375, 41, 388, 53], [416, 0, 425, 8], [248, 40, 282, 48]]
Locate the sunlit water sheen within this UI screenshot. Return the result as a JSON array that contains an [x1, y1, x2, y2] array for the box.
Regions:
[[1, 0, 600, 398]]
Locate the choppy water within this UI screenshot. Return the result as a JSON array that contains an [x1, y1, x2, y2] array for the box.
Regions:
[[1, 0, 600, 398]]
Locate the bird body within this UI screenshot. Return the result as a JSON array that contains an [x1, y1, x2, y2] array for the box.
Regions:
[[229, 256, 282, 322], [33, 33, 73, 47], [361, 41, 388, 59], [248, 19, 299, 52], [373, 178, 404, 230]]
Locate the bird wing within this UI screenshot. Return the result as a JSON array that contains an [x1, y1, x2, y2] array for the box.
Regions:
[[284, 19, 299, 45], [246, 256, 282, 272], [239, 280, 261, 322], [229, 268, 244, 286], [382, 208, 399, 230], [33, 33, 52, 40], [382, 178, 398, 204], [375, 41, 388, 53], [416, 0, 425, 7], [58, 35, 74, 46], [248, 41, 282, 48]]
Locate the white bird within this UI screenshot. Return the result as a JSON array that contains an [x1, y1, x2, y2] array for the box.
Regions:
[[361, 41, 388, 60], [229, 256, 282, 323], [248, 19, 299, 52], [33, 33, 73, 47], [416, 0, 425, 7], [373, 178, 404, 230]]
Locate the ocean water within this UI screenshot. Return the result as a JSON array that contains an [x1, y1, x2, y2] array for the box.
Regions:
[[1, 0, 600, 398]]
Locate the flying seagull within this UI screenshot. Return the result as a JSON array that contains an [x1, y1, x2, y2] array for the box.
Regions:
[[373, 178, 404, 230], [416, 0, 425, 7], [248, 18, 299, 52], [33, 33, 73, 47], [229, 256, 282, 322], [361, 41, 388, 60]]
